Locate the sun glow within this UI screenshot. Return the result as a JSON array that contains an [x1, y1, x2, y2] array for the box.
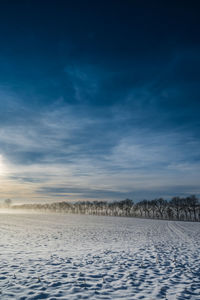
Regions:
[[0, 155, 6, 176]]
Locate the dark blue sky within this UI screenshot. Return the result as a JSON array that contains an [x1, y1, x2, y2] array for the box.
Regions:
[[0, 0, 200, 202]]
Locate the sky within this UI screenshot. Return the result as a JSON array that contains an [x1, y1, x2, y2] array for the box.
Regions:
[[0, 0, 200, 203]]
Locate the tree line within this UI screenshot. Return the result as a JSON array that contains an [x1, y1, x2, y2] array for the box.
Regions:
[[10, 195, 200, 222]]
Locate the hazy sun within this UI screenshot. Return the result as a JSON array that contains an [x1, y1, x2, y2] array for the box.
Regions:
[[0, 155, 6, 176]]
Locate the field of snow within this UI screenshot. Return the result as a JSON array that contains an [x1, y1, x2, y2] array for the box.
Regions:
[[0, 212, 199, 299]]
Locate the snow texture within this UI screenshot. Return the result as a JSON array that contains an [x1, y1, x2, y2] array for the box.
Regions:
[[0, 212, 199, 299]]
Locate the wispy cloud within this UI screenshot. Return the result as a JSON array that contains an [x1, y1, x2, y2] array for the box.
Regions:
[[0, 46, 200, 203]]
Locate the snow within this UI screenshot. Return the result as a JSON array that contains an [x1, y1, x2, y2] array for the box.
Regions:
[[0, 212, 199, 299]]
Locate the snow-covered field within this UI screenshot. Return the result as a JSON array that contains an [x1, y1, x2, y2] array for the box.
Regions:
[[0, 212, 199, 299]]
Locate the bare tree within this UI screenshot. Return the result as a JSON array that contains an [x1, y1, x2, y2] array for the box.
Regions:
[[149, 200, 157, 219], [4, 199, 12, 207], [155, 198, 167, 219], [186, 195, 199, 221], [170, 197, 182, 220]]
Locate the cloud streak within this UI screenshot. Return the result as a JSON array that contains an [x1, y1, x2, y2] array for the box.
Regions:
[[0, 87, 200, 203]]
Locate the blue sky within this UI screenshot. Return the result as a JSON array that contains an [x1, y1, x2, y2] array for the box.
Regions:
[[0, 1, 200, 203]]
